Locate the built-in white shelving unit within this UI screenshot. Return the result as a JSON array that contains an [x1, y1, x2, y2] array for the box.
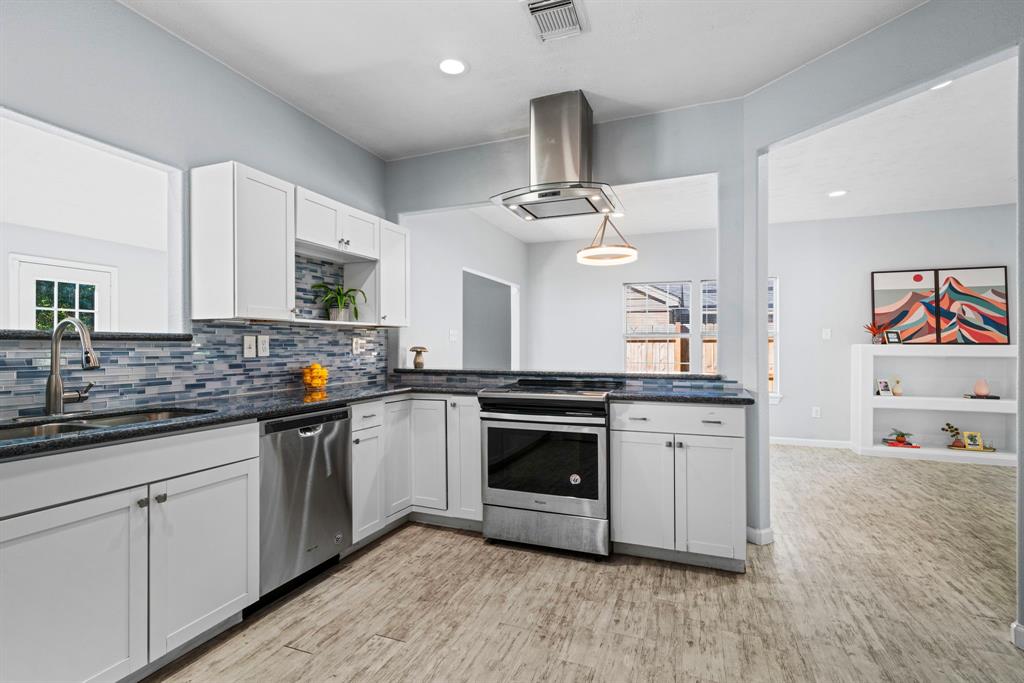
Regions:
[[851, 344, 1018, 466]]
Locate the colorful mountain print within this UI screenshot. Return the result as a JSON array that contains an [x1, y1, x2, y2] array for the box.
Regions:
[[937, 268, 1008, 344], [872, 271, 937, 343]]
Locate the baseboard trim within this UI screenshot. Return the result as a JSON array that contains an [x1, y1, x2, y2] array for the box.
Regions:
[[771, 436, 852, 450], [124, 612, 242, 682], [1012, 622, 1024, 650], [613, 542, 745, 573], [747, 526, 774, 545]]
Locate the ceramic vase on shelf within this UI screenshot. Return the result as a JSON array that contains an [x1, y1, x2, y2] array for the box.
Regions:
[[973, 378, 991, 397], [891, 379, 904, 397]]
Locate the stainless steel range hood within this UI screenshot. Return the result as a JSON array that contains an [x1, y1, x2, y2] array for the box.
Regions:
[[491, 91, 620, 220]]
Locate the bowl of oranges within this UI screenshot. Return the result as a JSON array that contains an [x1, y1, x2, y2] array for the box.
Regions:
[[301, 363, 329, 390]]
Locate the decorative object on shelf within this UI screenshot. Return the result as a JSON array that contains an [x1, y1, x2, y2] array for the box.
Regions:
[[871, 266, 1009, 345], [962, 431, 984, 451], [312, 283, 367, 322], [973, 378, 991, 397], [409, 345, 429, 369], [936, 267, 1009, 344], [963, 393, 1001, 400], [863, 321, 890, 345], [942, 422, 964, 448], [891, 378, 904, 396], [301, 362, 329, 390], [876, 379, 893, 396], [886, 428, 913, 445], [884, 330, 903, 344]]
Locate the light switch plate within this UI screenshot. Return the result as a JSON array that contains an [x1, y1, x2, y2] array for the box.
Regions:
[[821, 328, 832, 340], [352, 338, 367, 354], [449, 329, 458, 342], [257, 335, 270, 357], [243, 335, 257, 359], [811, 407, 822, 418]]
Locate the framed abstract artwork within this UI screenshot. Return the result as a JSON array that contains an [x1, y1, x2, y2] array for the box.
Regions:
[[871, 266, 1010, 345]]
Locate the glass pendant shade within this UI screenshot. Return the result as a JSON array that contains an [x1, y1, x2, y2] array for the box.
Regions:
[[577, 216, 638, 266]]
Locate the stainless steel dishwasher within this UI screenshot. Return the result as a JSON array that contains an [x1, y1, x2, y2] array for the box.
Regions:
[[259, 408, 352, 596]]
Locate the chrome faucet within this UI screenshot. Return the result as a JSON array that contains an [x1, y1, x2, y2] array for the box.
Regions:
[[45, 317, 101, 416]]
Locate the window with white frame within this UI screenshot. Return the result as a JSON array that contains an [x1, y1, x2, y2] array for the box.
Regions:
[[11, 256, 115, 332], [696, 277, 779, 392], [623, 281, 691, 373]]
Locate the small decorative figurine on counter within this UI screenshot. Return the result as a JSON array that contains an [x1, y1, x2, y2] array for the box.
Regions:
[[409, 346, 429, 369]]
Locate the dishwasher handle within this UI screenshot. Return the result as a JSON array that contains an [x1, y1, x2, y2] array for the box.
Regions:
[[298, 424, 324, 438]]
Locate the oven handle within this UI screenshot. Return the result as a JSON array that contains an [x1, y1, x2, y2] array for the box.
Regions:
[[479, 411, 607, 425]]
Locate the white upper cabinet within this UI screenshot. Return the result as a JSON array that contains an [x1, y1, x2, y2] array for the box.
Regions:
[[191, 162, 296, 321], [340, 205, 380, 260], [379, 220, 410, 327], [296, 187, 380, 261]]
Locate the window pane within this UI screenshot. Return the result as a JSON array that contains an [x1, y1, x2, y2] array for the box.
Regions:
[[78, 284, 96, 311], [57, 282, 77, 309], [624, 282, 691, 335], [35, 280, 54, 308], [701, 279, 718, 336], [35, 309, 53, 331], [625, 338, 690, 373], [57, 309, 74, 322], [79, 312, 95, 330]]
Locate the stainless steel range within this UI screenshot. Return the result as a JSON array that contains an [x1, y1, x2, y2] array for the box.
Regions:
[[478, 378, 622, 556]]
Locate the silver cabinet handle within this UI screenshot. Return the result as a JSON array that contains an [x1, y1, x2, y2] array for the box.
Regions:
[[155, 493, 168, 504], [353, 437, 361, 445], [361, 414, 377, 419], [381, 314, 388, 320], [451, 401, 457, 408], [676, 442, 685, 448], [702, 419, 723, 425], [665, 441, 673, 448], [629, 417, 649, 421], [298, 424, 324, 437], [137, 498, 149, 508]]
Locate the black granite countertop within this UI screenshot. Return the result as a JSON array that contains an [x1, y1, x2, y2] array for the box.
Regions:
[[0, 381, 752, 462], [393, 368, 723, 380]]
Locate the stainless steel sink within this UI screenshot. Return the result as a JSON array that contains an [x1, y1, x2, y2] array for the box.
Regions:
[[78, 408, 215, 427], [0, 422, 98, 439]]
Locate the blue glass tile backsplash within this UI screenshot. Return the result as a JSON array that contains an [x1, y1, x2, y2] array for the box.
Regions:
[[0, 321, 387, 420]]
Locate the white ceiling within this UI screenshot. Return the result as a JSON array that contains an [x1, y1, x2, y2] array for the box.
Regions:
[[456, 173, 718, 244], [769, 56, 1018, 224], [121, 0, 922, 160]]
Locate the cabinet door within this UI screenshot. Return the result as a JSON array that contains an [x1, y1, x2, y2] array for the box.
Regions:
[[0, 487, 149, 682], [351, 425, 384, 542], [677, 434, 743, 558], [452, 398, 482, 520], [412, 399, 447, 509], [378, 221, 409, 326], [610, 431, 675, 550], [384, 400, 413, 516], [296, 186, 343, 250], [149, 459, 259, 659], [234, 163, 295, 320], [340, 206, 380, 259]]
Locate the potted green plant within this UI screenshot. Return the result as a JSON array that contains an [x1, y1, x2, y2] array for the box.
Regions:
[[887, 428, 913, 444], [942, 422, 965, 448], [312, 283, 367, 322]]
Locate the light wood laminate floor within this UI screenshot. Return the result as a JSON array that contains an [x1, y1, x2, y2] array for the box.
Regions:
[[150, 446, 1024, 682]]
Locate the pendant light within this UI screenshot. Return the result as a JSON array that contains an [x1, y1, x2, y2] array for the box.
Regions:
[[577, 215, 638, 266]]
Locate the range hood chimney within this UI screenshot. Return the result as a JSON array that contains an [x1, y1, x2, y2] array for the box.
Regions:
[[491, 90, 619, 220]]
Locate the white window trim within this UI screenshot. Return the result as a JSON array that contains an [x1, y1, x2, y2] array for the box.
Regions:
[[7, 253, 120, 330]]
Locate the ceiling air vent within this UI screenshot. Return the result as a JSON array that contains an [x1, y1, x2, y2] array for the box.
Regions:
[[527, 0, 584, 42]]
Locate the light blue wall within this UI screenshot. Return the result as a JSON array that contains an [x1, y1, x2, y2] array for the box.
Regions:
[[0, 0, 385, 215]]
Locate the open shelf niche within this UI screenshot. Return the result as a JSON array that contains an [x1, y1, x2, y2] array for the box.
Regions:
[[293, 247, 380, 328], [850, 344, 1018, 466]]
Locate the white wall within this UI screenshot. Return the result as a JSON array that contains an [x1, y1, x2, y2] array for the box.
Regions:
[[524, 230, 717, 372], [768, 203, 1018, 443], [395, 209, 528, 369]]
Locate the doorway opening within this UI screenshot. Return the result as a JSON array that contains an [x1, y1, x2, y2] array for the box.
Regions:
[[462, 268, 520, 371]]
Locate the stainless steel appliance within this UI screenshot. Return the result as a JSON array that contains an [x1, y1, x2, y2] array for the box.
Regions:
[[479, 378, 621, 555], [259, 409, 352, 595]]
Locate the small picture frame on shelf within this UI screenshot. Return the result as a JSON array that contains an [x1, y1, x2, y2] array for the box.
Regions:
[[876, 379, 893, 396], [883, 330, 903, 344], [962, 431, 984, 450]]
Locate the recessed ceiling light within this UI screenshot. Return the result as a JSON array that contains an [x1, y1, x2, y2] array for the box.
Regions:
[[930, 79, 953, 91], [439, 59, 467, 75], [508, 204, 518, 210], [611, 212, 624, 218], [523, 215, 534, 221], [828, 190, 848, 198]]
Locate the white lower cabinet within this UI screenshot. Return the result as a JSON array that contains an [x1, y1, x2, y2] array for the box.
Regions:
[[351, 424, 385, 543], [449, 398, 482, 520], [610, 402, 747, 563], [411, 399, 447, 510], [384, 400, 413, 516], [677, 434, 744, 558], [610, 431, 675, 550], [149, 459, 260, 659], [0, 487, 149, 683]]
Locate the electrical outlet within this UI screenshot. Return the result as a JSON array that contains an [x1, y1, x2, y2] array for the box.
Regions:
[[821, 328, 832, 340], [242, 335, 256, 359], [811, 406, 821, 418], [257, 335, 270, 357], [449, 329, 458, 342], [352, 338, 367, 354]]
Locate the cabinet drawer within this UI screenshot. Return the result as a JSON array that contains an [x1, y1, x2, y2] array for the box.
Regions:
[[611, 402, 744, 438], [351, 400, 384, 430]]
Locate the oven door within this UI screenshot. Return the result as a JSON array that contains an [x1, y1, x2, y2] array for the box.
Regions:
[[482, 419, 607, 519]]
